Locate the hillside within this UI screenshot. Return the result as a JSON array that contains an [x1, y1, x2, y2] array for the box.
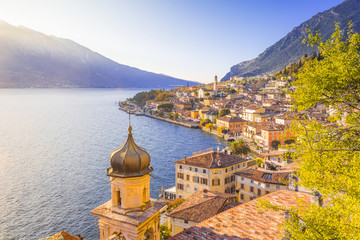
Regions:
[[222, 0, 360, 81], [0, 21, 198, 88]]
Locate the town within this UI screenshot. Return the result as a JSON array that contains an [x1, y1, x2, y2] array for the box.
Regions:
[[99, 68, 329, 239]]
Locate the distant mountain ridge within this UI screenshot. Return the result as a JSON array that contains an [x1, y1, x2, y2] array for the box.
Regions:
[[222, 0, 360, 81], [0, 20, 198, 88]]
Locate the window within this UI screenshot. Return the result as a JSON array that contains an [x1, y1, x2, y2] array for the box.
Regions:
[[195, 168, 198, 172], [212, 179, 220, 186], [186, 175, 190, 181], [200, 178, 208, 185], [179, 165, 182, 169], [184, 220, 188, 224], [190, 167, 192, 171], [225, 168, 228, 173], [231, 185, 235, 193], [266, 184, 270, 188], [194, 187, 198, 191], [257, 189, 261, 196], [231, 175, 235, 182], [250, 186, 254, 193], [276, 185, 281, 189], [250, 180, 254, 184], [203, 169, 206, 174], [241, 177, 244, 181], [240, 194, 244, 200], [193, 176, 199, 183], [177, 183, 184, 190], [177, 173, 184, 179], [231, 166, 234, 171], [241, 183, 244, 190]]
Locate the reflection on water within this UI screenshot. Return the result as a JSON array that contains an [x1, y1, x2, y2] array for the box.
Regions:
[[0, 89, 226, 239]]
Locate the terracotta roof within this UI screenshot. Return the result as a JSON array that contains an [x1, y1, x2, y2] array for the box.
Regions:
[[44, 231, 81, 240], [168, 190, 235, 223], [169, 226, 250, 240], [174, 151, 247, 169], [217, 116, 246, 123], [172, 190, 311, 240], [234, 168, 289, 185]]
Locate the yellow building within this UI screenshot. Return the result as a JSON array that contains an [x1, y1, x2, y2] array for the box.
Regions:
[[174, 150, 252, 199], [203, 97, 215, 106], [190, 110, 199, 119], [243, 105, 265, 122], [234, 168, 290, 203], [91, 126, 166, 240]]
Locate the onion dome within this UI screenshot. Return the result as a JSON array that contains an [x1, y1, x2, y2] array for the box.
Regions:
[[107, 125, 153, 178]]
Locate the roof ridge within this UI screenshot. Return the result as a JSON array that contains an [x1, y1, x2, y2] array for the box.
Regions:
[[169, 195, 217, 216]]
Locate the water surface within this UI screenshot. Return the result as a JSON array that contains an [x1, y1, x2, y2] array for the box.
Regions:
[[0, 89, 226, 239]]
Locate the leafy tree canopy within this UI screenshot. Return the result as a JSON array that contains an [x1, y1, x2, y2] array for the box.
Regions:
[[261, 22, 360, 239]]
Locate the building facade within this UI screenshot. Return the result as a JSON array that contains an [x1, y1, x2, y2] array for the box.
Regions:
[[174, 150, 251, 199]]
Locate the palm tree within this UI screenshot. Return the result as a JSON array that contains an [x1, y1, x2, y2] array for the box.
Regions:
[[229, 139, 250, 157]]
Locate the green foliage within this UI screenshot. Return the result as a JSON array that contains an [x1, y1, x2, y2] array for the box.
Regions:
[[273, 23, 360, 238], [200, 118, 211, 127], [166, 198, 185, 212], [174, 112, 179, 120], [204, 92, 210, 96], [160, 222, 172, 239], [133, 90, 159, 106], [271, 140, 281, 150], [218, 108, 230, 118], [229, 139, 250, 156], [157, 103, 173, 112], [205, 123, 213, 129]]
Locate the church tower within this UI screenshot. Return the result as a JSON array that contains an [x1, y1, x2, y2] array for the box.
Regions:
[[214, 75, 218, 93], [91, 125, 165, 240]]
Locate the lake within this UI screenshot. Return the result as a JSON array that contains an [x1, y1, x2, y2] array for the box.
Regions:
[[0, 89, 226, 240]]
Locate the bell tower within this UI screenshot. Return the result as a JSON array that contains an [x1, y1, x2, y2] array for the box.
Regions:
[[91, 125, 165, 240], [214, 75, 218, 94]]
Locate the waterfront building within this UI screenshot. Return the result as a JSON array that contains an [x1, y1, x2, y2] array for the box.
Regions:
[[174, 150, 252, 199], [168, 189, 237, 235], [91, 126, 166, 240]]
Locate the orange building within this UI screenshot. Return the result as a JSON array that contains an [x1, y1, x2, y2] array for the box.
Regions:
[[216, 116, 247, 136], [261, 125, 294, 147]]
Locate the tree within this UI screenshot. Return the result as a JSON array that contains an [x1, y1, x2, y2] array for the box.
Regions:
[[271, 140, 281, 150], [200, 118, 211, 127], [284, 139, 295, 145], [205, 123, 213, 129], [174, 112, 179, 120], [160, 222, 172, 239], [229, 139, 250, 157], [218, 108, 230, 118], [157, 103, 173, 112], [260, 23, 360, 239]]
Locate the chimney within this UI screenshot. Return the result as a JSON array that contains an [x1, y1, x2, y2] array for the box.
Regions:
[[77, 234, 84, 240], [184, 157, 187, 164], [203, 189, 208, 198], [217, 146, 220, 153], [311, 191, 323, 207]]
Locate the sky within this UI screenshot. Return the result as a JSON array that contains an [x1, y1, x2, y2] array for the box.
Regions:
[[0, 0, 344, 83]]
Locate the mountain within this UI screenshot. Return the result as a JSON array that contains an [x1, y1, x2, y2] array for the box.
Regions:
[[0, 21, 198, 88], [222, 0, 360, 81]]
